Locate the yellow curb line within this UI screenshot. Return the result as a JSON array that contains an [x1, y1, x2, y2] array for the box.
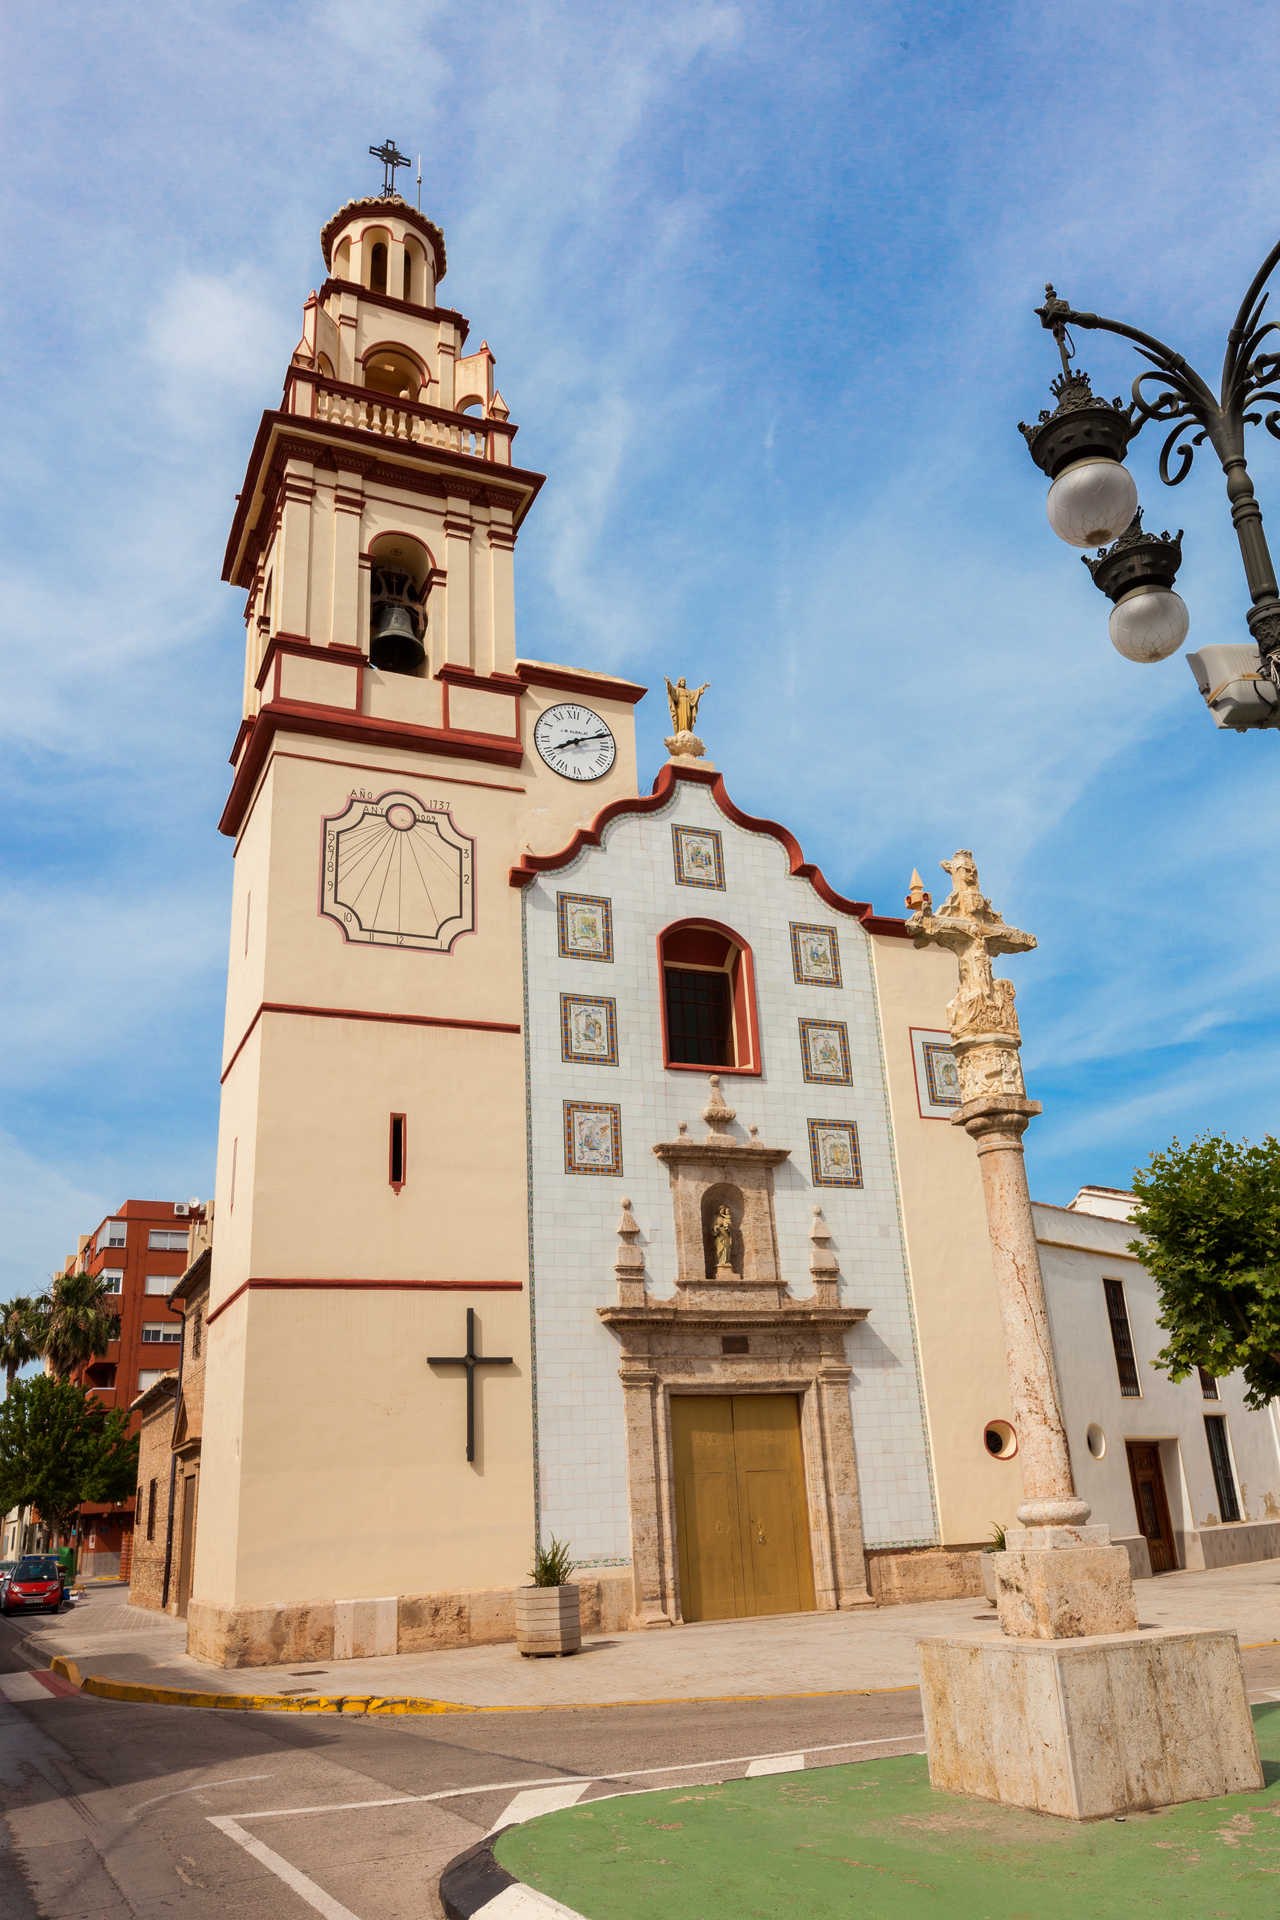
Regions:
[[47, 1655, 917, 1717]]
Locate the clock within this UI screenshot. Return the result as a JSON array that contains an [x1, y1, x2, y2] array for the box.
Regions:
[[533, 703, 617, 781]]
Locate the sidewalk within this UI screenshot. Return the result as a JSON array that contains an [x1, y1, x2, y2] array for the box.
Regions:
[[8, 1556, 1280, 1712]]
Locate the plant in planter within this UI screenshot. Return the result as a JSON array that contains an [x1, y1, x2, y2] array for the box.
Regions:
[[980, 1522, 1007, 1606], [515, 1536, 582, 1657]]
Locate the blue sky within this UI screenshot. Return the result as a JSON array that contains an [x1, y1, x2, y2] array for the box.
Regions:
[[4, 1, 1280, 1297]]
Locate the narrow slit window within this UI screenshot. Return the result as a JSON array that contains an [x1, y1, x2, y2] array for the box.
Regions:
[[1197, 1366, 1219, 1399], [1204, 1414, 1241, 1522], [1103, 1278, 1141, 1397], [389, 1113, 407, 1190], [369, 241, 388, 293], [146, 1479, 157, 1542]]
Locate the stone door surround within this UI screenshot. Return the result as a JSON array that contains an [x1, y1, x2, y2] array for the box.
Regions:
[[599, 1079, 874, 1629]]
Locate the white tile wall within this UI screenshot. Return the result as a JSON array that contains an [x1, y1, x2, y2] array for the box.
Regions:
[[524, 777, 938, 1559]]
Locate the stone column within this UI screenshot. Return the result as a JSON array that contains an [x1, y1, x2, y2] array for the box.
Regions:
[[906, 854, 1262, 1815]]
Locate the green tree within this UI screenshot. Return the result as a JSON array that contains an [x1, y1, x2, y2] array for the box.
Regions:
[[0, 1375, 139, 1537], [1129, 1132, 1280, 1409], [37, 1268, 118, 1379], [0, 1296, 42, 1392]]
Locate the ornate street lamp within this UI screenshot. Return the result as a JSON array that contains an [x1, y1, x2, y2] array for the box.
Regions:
[[1019, 241, 1280, 730]]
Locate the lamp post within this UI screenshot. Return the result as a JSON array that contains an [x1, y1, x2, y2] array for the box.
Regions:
[[1019, 237, 1280, 731]]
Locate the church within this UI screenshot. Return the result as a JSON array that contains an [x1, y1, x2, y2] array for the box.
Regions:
[[187, 175, 1176, 1667]]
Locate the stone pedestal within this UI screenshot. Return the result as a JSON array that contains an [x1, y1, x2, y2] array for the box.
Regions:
[[919, 1628, 1264, 1819], [995, 1526, 1137, 1640]]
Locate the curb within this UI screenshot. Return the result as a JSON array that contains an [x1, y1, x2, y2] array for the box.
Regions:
[[440, 1829, 588, 1920], [48, 1657, 472, 1716], [43, 1655, 918, 1717]]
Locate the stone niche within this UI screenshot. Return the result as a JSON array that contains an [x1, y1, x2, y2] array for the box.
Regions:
[[599, 1076, 874, 1629]]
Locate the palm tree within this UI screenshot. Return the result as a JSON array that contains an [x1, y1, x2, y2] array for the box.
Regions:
[[0, 1296, 42, 1393], [37, 1269, 118, 1379]]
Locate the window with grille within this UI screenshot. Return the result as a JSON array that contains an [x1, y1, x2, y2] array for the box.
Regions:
[[1204, 1415, 1241, 1522], [659, 923, 759, 1072], [1103, 1278, 1141, 1396], [664, 966, 733, 1066]]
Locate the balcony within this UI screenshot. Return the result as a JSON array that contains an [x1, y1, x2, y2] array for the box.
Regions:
[[286, 369, 513, 467]]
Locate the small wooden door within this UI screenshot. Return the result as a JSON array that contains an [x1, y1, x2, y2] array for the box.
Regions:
[[176, 1473, 198, 1618], [1125, 1441, 1178, 1573], [671, 1394, 816, 1622]]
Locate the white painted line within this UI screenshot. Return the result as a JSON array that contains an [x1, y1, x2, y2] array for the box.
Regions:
[[224, 1731, 925, 1823], [208, 1816, 363, 1920], [486, 1781, 591, 1836], [0, 1673, 52, 1701], [128, 1774, 277, 1820], [744, 1752, 805, 1777]]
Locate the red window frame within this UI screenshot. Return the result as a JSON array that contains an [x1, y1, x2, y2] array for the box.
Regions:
[[656, 918, 762, 1075]]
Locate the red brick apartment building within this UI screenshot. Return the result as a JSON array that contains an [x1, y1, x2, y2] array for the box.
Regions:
[[67, 1198, 206, 1576]]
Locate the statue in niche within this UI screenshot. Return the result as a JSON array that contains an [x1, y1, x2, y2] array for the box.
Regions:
[[712, 1204, 735, 1272]]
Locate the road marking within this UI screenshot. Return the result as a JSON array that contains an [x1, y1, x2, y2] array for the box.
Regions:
[[224, 1731, 926, 1823], [744, 1752, 805, 1777], [128, 1774, 277, 1820], [0, 1672, 54, 1701], [487, 1782, 591, 1835], [209, 1817, 363, 1920]]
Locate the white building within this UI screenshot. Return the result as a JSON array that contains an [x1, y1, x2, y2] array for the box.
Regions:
[[1037, 1187, 1280, 1576]]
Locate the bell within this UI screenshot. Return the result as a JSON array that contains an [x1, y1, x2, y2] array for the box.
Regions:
[[369, 598, 426, 675]]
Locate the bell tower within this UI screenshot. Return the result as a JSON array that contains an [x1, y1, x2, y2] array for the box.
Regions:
[[191, 174, 645, 1668]]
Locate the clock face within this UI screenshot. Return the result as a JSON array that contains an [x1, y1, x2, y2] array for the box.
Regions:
[[533, 703, 617, 781]]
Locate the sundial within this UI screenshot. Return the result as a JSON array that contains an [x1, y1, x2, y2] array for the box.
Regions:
[[320, 789, 475, 951]]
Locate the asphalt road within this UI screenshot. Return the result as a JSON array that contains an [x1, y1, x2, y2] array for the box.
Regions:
[[3, 1609, 1279, 1920]]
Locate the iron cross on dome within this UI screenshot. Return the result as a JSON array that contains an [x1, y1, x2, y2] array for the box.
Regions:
[[369, 138, 411, 198], [427, 1307, 514, 1462]]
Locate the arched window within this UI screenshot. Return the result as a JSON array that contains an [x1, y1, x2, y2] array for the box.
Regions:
[[402, 242, 418, 302], [363, 347, 421, 399], [658, 921, 761, 1074], [369, 240, 388, 294]]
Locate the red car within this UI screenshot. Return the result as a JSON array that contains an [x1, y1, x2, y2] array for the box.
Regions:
[[2, 1555, 64, 1614]]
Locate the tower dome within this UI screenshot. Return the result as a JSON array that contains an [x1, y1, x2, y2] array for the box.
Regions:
[[320, 195, 446, 307]]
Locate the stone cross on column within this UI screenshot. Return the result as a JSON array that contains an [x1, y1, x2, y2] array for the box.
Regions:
[[909, 851, 1137, 1637]]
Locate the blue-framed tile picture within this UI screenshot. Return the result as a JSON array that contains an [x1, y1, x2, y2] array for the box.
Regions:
[[808, 1118, 862, 1188], [799, 1018, 852, 1085], [790, 922, 842, 988], [671, 824, 725, 890], [564, 1101, 623, 1175], [557, 892, 614, 963], [561, 994, 618, 1066]]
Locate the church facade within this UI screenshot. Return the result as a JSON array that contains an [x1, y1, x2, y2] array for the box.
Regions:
[[189, 187, 1030, 1668]]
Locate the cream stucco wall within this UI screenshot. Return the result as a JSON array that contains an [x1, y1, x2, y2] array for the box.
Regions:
[[870, 936, 1028, 1544]]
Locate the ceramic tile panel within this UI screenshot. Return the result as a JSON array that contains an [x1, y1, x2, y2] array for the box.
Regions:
[[911, 1026, 961, 1118], [799, 1018, 852, 1085], [808, 1118, 863, 1188], [563, 1101, 623, 1175], [671, 822, 725, 890], [557, 892, 613, 962], [790, 921, 842, 987], [561, 994, 618, 1067]]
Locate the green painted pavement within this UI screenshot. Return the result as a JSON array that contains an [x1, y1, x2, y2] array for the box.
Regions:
[[497, 1705, 1280, 1919]]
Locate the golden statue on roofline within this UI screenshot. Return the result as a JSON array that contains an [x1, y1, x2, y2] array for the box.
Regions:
[[665, 675, 709, 735]]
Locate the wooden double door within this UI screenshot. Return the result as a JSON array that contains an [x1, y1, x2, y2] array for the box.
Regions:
[[1125, 1440, 1178, 1574], [671, 1393, 816, 1622]]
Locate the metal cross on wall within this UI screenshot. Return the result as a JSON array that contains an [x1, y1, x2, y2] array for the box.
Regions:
[[427, 1307, 513, 1463], [369, 138, 411, 198]]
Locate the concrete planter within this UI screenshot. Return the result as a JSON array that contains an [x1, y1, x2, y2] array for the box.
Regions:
[[515, 1583, 581, 1657], [980, 1554, 998, 1606]]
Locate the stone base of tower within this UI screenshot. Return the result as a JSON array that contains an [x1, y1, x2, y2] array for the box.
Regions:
[[919, 1627, 1263, 1819], [186, 1569, 635, 1670]]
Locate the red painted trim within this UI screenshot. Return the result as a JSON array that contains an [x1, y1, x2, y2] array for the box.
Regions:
[[254, 635, 365, 694], [229, 717, 253, 768], [317, 277, 469, 337], [656, 916, 763, 1076], [436, 663, 526, 693], [514, 661, 647, 705], [208, 1275, 523, 1327], [221, 1001, 521, 1084], [220, 703, 525, 838], [509, 761, 911, 936]]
